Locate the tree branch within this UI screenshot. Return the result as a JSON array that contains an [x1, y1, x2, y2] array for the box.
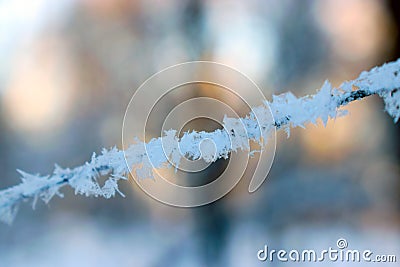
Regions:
[[0, 59, 399, 224]]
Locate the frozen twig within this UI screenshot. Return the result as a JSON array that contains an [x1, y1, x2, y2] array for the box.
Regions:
[[1, 59, 399, 224]]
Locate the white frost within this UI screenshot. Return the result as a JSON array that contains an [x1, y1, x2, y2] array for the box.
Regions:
[[0, 59, 399, 224]]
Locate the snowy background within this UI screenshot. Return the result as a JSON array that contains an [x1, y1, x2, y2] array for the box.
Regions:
[[0, 0, 399, 266]]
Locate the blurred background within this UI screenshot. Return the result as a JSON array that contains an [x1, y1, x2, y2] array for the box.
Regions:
[[0, 0, 399, 266]]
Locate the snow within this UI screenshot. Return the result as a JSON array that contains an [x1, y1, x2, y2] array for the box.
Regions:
[[0, 59, 399, 224]]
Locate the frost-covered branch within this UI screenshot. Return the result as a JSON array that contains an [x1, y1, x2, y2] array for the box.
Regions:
[[1, 59, 399, 224]]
